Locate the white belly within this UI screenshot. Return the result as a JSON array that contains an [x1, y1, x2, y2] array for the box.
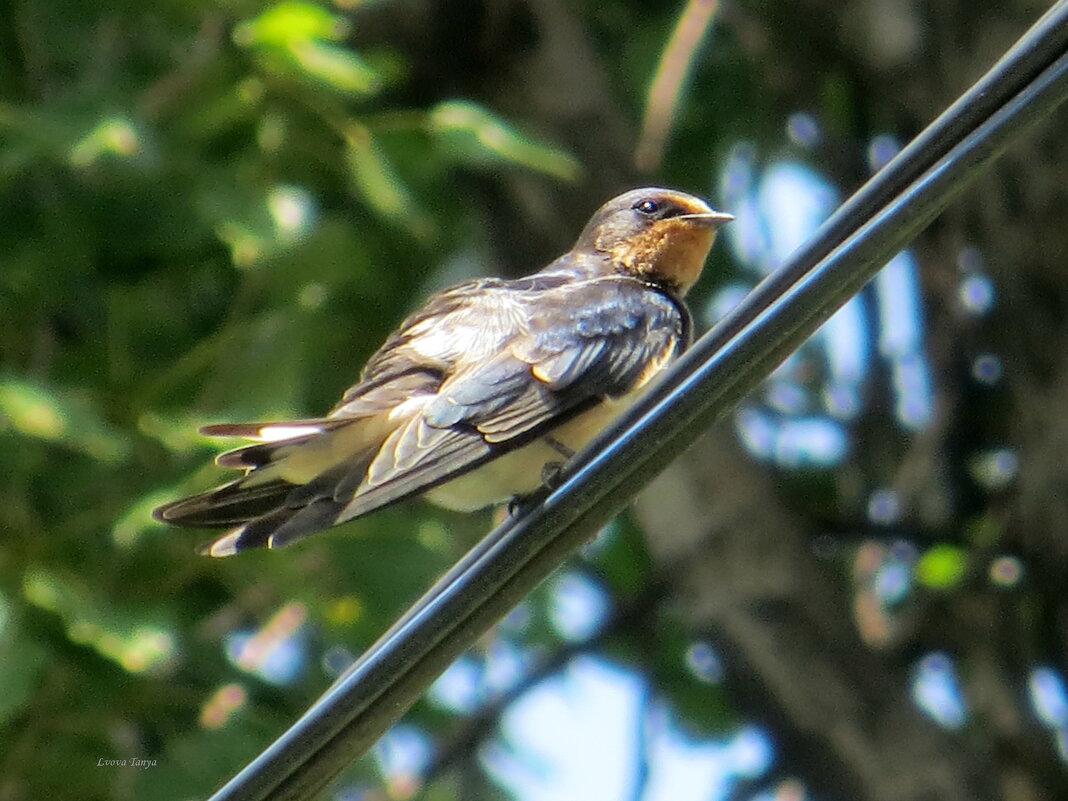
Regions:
[[423, 395, 635, 511]]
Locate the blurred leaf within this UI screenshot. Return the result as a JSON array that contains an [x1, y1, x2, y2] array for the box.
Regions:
[[234, 2, 349, 47], [915, 544, 968, 591], [0, 102, 77, 167], [287, 40, 380, 94], [68, 117, 142, 167], [21, 568, 178, 675], [0, 376, 130, 463], [0, 639, 46, 726], [236, 2, 380, 96], [428, 101, 581, 181], [345, 128, 433, 236], [188, 312, 310, 417]]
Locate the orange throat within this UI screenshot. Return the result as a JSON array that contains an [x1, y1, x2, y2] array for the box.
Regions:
[[609, 218, 716, 294]]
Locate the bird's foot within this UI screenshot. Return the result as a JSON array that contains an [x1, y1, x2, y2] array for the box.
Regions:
[[507, 493, 534, 517], [543, 436, 574, 459], [507, 479, 561, 518], [541, 460, 566, 490], [505, 460, 568, 517]]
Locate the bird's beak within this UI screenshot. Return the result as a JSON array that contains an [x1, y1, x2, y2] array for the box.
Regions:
[[679, 210, 735, 229]]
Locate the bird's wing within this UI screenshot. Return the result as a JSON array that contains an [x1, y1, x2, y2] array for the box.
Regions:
[[334, 275, 688, 520], [156, 274, 688, 553]]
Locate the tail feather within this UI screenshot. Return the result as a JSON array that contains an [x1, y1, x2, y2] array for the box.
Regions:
[[196, 498, 348, 556], [211, 418, 351, 469], [216, 439, 310, 470], [264, 498, 348, 549], [153, 478, 295, 528], [155, 416, 382, 556], [200, 419, 339, 438]]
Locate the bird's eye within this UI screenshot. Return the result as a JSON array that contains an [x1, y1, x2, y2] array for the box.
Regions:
[[633, 199, 660, 216]]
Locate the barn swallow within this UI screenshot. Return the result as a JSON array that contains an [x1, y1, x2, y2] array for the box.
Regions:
[[154, 188, 732, 556]]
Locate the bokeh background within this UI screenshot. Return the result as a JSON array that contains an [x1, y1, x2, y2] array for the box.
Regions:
[[2, 1, 1067, 799]]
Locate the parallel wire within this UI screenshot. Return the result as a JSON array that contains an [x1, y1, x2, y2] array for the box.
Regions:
[[344, 0, 1068, 669], [209, 7, 1068, 799]]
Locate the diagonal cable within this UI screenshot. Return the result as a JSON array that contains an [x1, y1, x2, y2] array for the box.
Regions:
[[337, 0, 1068, 665], [208, 8, 1068, 800]]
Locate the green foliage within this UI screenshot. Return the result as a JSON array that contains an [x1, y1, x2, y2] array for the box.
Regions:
[[427, 101, 582, 181], [0, 1, 599, 797], [915, 545, 968, 591]]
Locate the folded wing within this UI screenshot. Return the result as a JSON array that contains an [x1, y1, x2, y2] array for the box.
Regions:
[[154, 273, 688, 554]]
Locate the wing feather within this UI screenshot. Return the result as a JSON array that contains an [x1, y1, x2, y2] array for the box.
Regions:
[[336, 277, 688, 507]]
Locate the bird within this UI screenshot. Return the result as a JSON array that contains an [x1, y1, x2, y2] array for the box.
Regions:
[[154, 187, 733, 556]]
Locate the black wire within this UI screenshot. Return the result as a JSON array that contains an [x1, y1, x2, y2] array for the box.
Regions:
[[329, 0, 1068, 668], [207, 12, 1068, 801]]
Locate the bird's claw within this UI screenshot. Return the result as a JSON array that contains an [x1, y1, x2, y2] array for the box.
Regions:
[[507, 495, 526, 517], [506, 465, 565, 517], [541, 460, 565, 489]]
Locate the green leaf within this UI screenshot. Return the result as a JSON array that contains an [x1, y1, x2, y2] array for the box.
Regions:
[[68, 117, 142, 167], [344, 130, 433, 236], [0, 376, 130, 463], [915, 544, 968, 591], [428, 101, 582, 181], [286, 40, 380, 94], [21, 568, 177, 675], [235, 2, 380, 95], [234, 2, 349, 47]]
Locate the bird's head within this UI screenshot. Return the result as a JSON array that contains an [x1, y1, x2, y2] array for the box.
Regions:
[[576, 187, 733, 295]]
